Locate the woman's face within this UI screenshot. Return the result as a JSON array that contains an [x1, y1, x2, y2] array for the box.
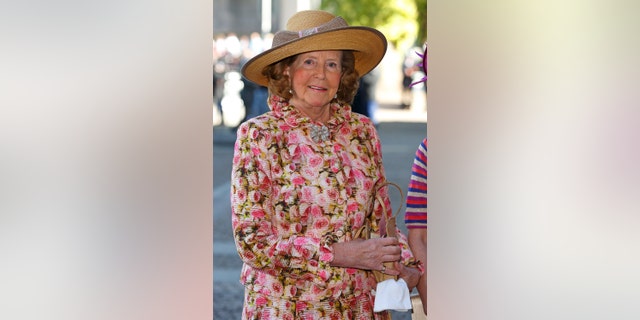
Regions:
[[285, 50, 343, 111]]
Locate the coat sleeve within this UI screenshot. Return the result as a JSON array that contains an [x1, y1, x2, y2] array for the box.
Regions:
[[231, 122, 335, 281]]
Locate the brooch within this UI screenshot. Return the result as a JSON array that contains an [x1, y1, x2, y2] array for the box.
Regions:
[[310, 124, 330, 143]]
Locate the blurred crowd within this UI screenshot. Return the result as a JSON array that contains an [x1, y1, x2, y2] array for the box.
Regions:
[[402, 45, 427, 109], [213, 32, 274, 127]]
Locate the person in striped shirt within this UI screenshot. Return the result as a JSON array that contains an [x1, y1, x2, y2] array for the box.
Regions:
[[405, 137, 428, 316]]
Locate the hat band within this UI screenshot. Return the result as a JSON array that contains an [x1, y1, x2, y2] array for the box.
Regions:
[[299, 27, 319, 37], [272, 16, 349, 47]]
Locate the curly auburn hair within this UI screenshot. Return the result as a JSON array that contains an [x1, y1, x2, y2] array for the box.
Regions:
[[260, 50, 360, 105]]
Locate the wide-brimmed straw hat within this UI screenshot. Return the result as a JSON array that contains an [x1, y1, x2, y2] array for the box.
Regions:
[[241, 10, 388, 87]]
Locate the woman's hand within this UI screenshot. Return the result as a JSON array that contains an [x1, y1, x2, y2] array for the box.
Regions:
[[330, 238, 401, 275], [393, 263, 421, 290]]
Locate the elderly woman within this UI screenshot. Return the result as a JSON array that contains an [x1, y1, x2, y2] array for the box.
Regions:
[[231, 10, 424, 319]]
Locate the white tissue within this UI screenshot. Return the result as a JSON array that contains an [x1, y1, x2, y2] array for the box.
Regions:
[[373, 278, 412, 312]]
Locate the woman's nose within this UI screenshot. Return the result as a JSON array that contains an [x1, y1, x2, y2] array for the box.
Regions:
[[314, 65, 327, 79]]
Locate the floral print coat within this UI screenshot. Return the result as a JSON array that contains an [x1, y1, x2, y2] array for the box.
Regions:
[[231, 95, 422, 319]]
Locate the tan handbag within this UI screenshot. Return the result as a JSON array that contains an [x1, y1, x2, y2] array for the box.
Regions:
[[353, 181, 404, 283]]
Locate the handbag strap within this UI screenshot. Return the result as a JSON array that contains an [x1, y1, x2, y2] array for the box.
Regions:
[[352, 181, 404, 239], [377, 181, 404, 238], [375, 181, 404, 282]]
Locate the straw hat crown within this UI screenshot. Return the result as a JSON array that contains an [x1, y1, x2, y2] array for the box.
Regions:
[[241, 10, 387, 87], [286, 10, 336, 31]]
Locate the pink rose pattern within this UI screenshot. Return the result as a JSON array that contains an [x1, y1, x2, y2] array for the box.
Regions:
[[231, 96, 420, 319]]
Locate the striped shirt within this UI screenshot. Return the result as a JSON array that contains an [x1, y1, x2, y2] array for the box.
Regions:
[[404, 137, 427, 229]]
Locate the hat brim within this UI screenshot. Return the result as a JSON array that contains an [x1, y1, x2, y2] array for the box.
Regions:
[[241, 27, 387, 87]]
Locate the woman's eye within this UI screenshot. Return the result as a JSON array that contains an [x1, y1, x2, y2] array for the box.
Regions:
[[327, 62, 341, 72]]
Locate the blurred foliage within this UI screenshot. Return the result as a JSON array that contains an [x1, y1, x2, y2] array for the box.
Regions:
[[416, 0, 427, 43], [321, 0, 426, 51]]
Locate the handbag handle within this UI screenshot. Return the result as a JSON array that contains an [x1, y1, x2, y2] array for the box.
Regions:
[[353, 181, 405, 282], [353, 181, 404, 239], [377, 181, 404, 238]]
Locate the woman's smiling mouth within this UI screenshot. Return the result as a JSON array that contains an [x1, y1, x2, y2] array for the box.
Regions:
[[308, 85, 327, 92]]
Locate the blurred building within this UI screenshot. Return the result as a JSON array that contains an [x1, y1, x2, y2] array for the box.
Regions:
[[213, 0, 321, 35]]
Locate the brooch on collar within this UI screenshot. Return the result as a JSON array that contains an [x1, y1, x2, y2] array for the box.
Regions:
[[310, 124, 330, 143]]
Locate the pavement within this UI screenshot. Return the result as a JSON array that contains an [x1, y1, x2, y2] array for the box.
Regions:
[[213, 99, 427, 318]]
